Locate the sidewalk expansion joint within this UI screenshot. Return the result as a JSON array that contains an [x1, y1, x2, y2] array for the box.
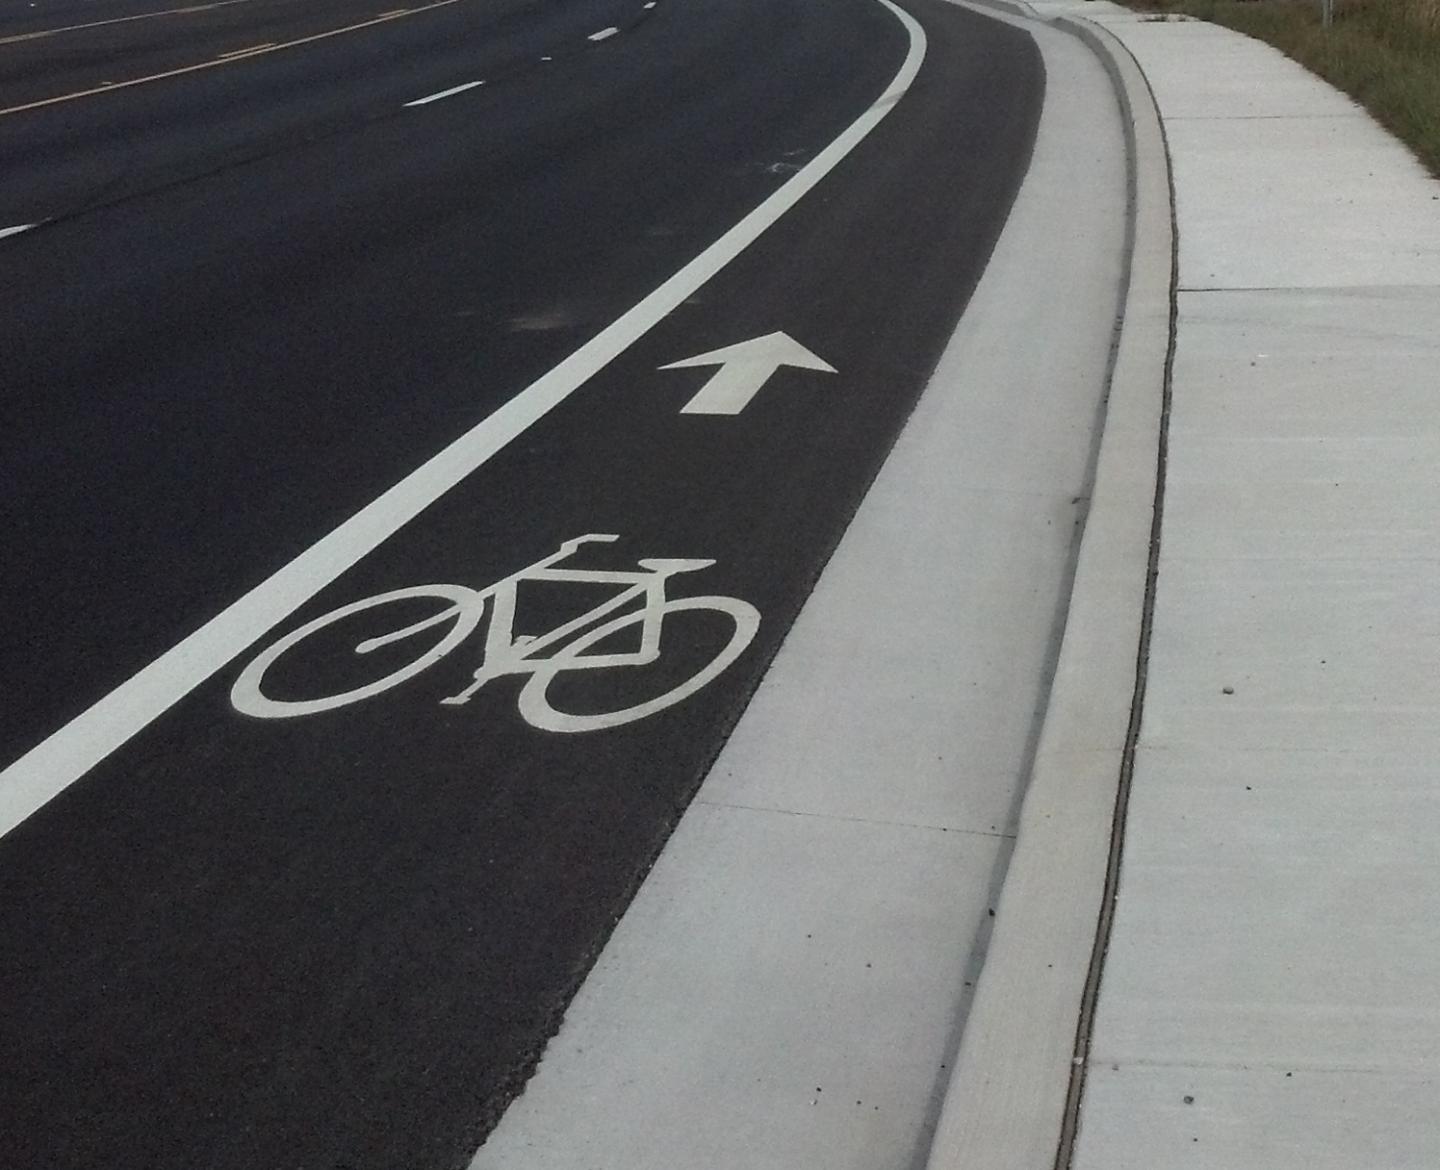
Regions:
[[693, 797, 1015, 841], [1100, 1056, 1410, 1078], [1181, 284, 1440, 294], [1164, 113, 1367, 122]]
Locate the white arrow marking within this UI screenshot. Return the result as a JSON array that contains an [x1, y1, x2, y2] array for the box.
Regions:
[[660, 332, 836, 415]]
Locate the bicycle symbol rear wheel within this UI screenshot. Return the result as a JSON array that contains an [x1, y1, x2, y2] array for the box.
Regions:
[[518, 595, 760, 733], [231, 585, 486, 718]]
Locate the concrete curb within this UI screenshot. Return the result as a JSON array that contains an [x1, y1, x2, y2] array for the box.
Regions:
[[922, 11, 1175, 1170]]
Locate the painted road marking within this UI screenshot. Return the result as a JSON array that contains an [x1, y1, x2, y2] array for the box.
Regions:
[[0, 223, 37, 239], [230, 534, 760, 733], [588, 26, 619, 41], [217, 41, 274, 57], [0, 0, 926, 838], [405, 79, 484, 106], [661, 332, 835, 415], [0, 0, 465, 118], [0, 0, 250, 47]]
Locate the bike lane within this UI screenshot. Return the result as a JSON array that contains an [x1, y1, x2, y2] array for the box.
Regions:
[[0, 3, 1042, 1167]]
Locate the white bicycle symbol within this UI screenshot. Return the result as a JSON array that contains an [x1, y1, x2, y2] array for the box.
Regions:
[[230, 534, 761, 733]]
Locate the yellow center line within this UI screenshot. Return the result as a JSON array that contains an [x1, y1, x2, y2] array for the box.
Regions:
[[0, 0, 465, 118], [0, 0, 252, 47]]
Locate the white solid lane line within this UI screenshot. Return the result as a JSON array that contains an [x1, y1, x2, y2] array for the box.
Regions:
[[0, 223, 37, 239], [0, 0, 250, 47], [404, 79, 484, 107], [588, 26, 619, 40], [216, 41, 274, 57], [0, 0, 927, 840]]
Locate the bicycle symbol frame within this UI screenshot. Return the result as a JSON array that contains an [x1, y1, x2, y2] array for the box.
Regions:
[[230, 534, 761, 733]]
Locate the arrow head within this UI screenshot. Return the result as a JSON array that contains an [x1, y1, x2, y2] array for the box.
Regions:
[[659, 331, 836, 374]]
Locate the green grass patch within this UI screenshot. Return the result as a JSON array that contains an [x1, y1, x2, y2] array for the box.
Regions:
[[1119, 0, 1440, 177]]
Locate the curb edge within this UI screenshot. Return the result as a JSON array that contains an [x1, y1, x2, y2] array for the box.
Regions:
[[922, 12, 1176, 1170]]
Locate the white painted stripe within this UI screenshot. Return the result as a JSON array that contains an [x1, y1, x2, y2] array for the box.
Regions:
[[0, 223, 37, 240], [217, 41, 274, 57], [588, 26, 619, 40], [0, 0, 926, 839], [404, 79, 484, 106], [643, 3, 656, 9], [0, 0, 464, 120], [0, 0, 248, 47]]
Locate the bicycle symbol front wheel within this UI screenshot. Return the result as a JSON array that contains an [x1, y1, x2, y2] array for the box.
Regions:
[[518, 595, 761, 733]]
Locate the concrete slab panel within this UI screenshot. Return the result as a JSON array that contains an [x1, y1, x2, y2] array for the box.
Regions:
[[473, 803, 1003, 1170], [1140, 556, 1440, 751], [703, 486, 1081, 836], [1169, 287, 1440, 440], [1092, 752, 1440, 1070], [1161, 478, 1440, 561], [1164, 117, 1440, 290], [1109, 23, 1364, 120], [1073, 1063, 1440, 1170], [1156, 284, 1440, 556]]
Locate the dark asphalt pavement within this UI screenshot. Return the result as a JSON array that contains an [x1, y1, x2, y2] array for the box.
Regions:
[[0, 0, 1043, 1165]]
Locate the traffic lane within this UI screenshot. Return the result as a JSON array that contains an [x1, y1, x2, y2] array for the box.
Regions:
[[0, 2, 1042, 1167], [0, 0, 652, 223], [0, 1, 437, 109], [0, 0, 261, 40], [0, 0, 581, 110], [0, 0, 418, 75], [0, 0, 313, 35], [0, 0, 906, 801]]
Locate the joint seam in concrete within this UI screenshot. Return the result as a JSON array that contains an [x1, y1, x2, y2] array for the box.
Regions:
[[920, 5, 1176, 1168], [1048, 15, 1179, 1170]]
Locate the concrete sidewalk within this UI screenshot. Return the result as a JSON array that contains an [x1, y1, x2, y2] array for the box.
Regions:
[[931, 2, 1440, 1167]]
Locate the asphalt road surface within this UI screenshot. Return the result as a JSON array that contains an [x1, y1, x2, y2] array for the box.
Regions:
[[0, 0, 1044, 1165]]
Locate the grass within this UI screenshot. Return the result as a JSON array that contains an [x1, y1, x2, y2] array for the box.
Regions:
[[1118, 0, 1440, 177]]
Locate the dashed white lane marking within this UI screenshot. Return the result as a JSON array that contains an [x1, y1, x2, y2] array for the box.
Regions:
[[405, 79, 484, 106], [0, 223, 37, 239], [643, 3, 655, 8], [0, 0, 927, 841], [588, 26, 619, 41]]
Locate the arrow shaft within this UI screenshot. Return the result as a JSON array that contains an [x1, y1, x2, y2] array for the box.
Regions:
[[678, 361, 774, 415]]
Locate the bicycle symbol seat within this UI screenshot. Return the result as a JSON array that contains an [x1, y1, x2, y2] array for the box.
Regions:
[[230, 534, 761, 733]]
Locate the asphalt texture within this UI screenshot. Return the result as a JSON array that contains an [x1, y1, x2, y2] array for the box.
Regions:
[[0, 0, 1044, 1165]]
